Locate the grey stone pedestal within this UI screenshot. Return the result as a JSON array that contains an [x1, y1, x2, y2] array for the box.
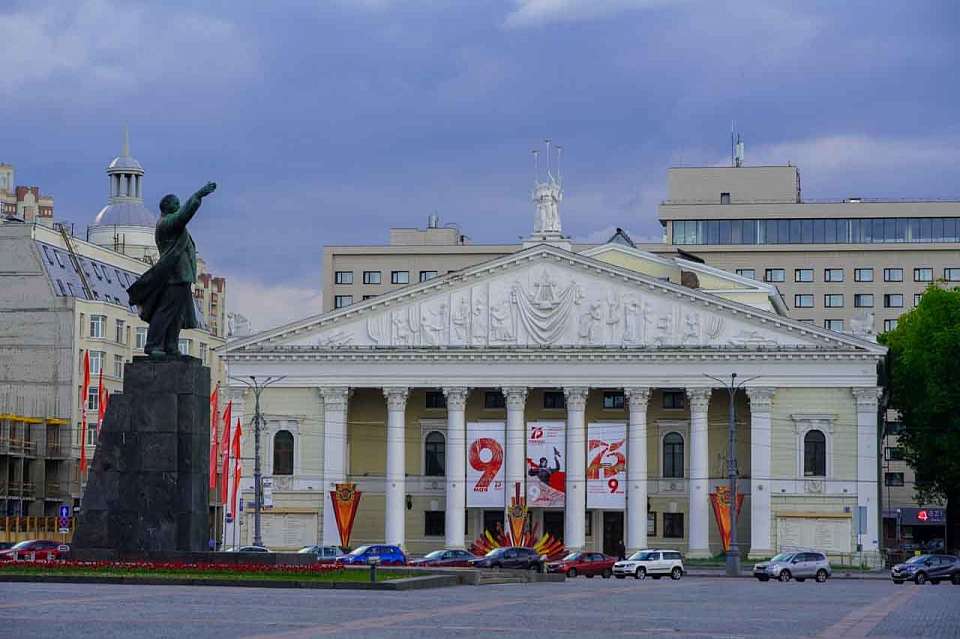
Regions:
[[73, 356, 210, 554]]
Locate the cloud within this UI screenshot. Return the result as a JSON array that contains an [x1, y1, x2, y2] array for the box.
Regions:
[[504, 0, 681, 28], [746, 135, 960, 173], [226, 277, 325, 334]]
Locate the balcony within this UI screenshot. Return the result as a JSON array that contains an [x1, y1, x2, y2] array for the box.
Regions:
[[0, 480, 37, 497], [0, 437, 39, 456], [45, 481, 79, 500]]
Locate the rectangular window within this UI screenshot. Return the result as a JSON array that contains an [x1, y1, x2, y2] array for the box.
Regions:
[[362, 295, 376, 300], [334, 295, 353, 309], [54, 251, 65, 268], [720, 192, 730, 204], [824, 268, 844, 282], [87, 386, 99, 411], [884, 472, 904, 487], [200, 343, 209, 365], [543, 391, 566, 409], [113, 355, 124, 378], [362, 271, 381, 285], [663, 513, 684, 539], [88, 351, 103, 375], [914, 267, 933, 282], [914, 293, 923, 307], [824, 294, 844, 308], [135, 327, 147, 350], [854, 294, 874, 308], [334, 271, 353, 285], [662, 390, 685, 409], [824, 319, 844, 332], [794, 294, 814, 308], [854, 268, 874, 282], [483, 391, 505, 409], [794, 269, 813, 283], [602, 391, 624, 410], [735, 268, 755, 280], [91, 263, 103, 280], [115, 320, 125, 343], [945, 268, 960, 282], [42, 245, 55, 265], [56, 279, 66, 296], [89, 315, 105, 338], [419, 270, 438, 282], [884, 268, 903, 282], [764, 268, 785, 283], [86, 424, 98, 446], [884, 447, 905, 461], [391, 271, 409, 285], [647, 512, 657, 537], [178, 339, 191, 356], [883, 319, 898, 332], [884, 294, 903, 308], [424, 511, 445, 537], [425, 390, 447, 409]]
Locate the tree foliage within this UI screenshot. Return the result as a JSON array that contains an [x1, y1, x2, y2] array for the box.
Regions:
[[879, 285, 960, 505]]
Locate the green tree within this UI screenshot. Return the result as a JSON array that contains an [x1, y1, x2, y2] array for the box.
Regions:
[[879, 285, 960, 552]]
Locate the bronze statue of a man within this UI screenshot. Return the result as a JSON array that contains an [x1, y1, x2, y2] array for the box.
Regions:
[[127, 182, 217, 358]]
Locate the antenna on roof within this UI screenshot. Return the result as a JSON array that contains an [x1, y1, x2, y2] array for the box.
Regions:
[[122, 124, 130, 157]]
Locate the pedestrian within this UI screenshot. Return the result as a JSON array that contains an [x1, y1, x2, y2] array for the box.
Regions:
[[208, 538, 216, 552], [616, 540, 626, 561]]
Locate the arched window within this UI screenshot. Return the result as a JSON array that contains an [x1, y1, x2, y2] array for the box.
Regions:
[[663, 432, 684, 478], [273, 430, 294, 476], [424, 431, 445, 476], [803, 430, 826, 477]]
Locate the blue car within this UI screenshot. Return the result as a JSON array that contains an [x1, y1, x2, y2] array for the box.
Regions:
[[336, 544, 407, 566]]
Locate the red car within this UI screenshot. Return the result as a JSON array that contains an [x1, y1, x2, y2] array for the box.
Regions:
[[408, 549, 477, 567], [548, 552, 616, 578], [0, 540, 69, 561]]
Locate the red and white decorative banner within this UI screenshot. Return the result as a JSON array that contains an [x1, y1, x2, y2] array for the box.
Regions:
[[79, 351, 90, 474], [526, 421, 565, 507], [587, 422, 627, 509], [331, 483, 362, 549], [209, 382, 220, 491], [466, 422, 505, 508]]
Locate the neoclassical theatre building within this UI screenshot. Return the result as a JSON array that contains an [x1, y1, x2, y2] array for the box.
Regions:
[[225, 192, 885, 560]]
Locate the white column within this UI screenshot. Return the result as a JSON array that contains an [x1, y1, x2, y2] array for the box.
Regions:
[[384, 387, 408, 548], [625, 387, 651, 553], [852, 387, 881, 557], [564, 386, 589, 550], [136, 175, 142, 199], [443, 386, 469, 549], [746, 387, 775, 559], [686, 387, 712, 558], [502, 386, 528, 507], [321, 387, 350, 546]]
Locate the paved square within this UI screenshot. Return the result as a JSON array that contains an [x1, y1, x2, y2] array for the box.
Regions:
[[0, 577, 957, 638]]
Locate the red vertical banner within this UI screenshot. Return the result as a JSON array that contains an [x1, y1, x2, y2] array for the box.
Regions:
[[220, 401, 232, 502], [80, 351, 90, 474], [209, 382, 220, 491], [230, 418, 242, 517], [709, 486, 745, 552], [96, 368, 108, 436], [330, 483, 362, 548]]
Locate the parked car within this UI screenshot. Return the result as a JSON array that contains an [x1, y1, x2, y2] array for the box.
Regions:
[[0, 542, 14, 551], [336, 544, 407, 566], [408, 549, 477, 568], [0, 539, 69, 561], [298, 545, 345, 563], [227, 545, 270, 553], [891, 554, 960, 585], [547, 552, 616, 578], [468, 547, 545, 572], [753, 551, 831, 583], [612, 549, 684, 580]]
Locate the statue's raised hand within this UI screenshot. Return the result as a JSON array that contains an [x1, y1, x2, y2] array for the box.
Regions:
[[199, 181, 217, 197]]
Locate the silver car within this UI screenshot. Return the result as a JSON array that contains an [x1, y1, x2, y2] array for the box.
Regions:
[[753, 551, 831, 583]]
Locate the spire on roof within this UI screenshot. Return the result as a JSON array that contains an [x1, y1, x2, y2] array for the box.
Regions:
[[122, 125, 130, 157]]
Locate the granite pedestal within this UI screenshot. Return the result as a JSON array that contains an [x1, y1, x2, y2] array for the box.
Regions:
[[73, 356, 210, 554]]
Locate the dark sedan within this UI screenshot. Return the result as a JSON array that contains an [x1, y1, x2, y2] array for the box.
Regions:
[[547, 552, 616, 578], [891, 554, 960, 585], [409, 549, 477, 568], [468, 547, 544, 572]]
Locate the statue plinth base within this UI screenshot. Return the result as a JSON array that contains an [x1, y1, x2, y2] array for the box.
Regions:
[[73, 357, 210, 553]]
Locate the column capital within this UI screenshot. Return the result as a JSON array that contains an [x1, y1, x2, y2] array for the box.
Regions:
[[442, 386, 469, 410], [501, 386, 528, 409], [685, 387, 712, 412], [563, 386, 589, 411], [851, 386, 882, 411], [745, 387, 776, 412], [624, 387, 651, 411], [320, 386, 351, 409], [383, 386, 409, 411]]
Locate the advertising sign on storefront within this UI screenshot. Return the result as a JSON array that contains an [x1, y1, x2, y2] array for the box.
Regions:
[[526, 421, 566, 507]]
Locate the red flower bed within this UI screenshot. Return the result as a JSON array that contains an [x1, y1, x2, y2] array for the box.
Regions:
[[0, 559, 345, 576]]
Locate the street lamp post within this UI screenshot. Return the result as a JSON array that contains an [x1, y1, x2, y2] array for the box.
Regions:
[[229, 375, 285, 548]]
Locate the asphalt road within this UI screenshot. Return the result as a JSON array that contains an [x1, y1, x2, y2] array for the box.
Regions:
[[1, 577, 957, 638]]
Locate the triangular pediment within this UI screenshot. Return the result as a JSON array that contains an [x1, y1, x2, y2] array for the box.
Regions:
[[228, 245, 884, 354]]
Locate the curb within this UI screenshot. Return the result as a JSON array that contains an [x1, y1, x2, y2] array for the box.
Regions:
[[0, 573, 461, 591]]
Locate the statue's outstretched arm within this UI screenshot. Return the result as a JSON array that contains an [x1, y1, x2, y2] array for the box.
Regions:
[[163, 182, 217, 233]]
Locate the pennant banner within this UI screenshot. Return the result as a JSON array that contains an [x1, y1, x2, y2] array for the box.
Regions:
[[96, 368, 108, 437], [709, 486, 745, 552], [80, 351, 90, 474], [209, 382, 220, 491], [587, 422, 626, 509], [230, 417, 242, 517], [330, 483, 362, 549], [220, 401, 233, 502], [506, 482, 528, 547]]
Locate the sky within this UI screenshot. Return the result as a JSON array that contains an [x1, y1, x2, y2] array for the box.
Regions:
[[2, 0, 959, 330]]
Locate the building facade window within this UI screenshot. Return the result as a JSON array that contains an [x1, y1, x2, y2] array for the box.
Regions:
[[115, 320, 125, 344], [89, 315, 105, 338], [824, 319, 844, 332], [424, 511, 445, 536], [483, 391, 505, 409], [273, 430, 294, 475], [913, 267, 933, 282], [662, 391, 685, 409], [720, 192, 731, 204], [424, 391, 446, 409], [735, 268, 755, 279], [854, 294, 874, 308], [944, 268, 960, 282], [883, 319, 898, 332], [884, 294, 903, 308], [854, 268, 874, 282], [135, 327, 147, 350], [89, 351, 103, 375], [424, 431, 445, 476], [391, 271, 409, 285], [824, 268, 844, 282], [334, 295, 353, 309], [794, 294, 814, 309], [671, 217, 960, 245], [362, 295, 377, 300], [662, 432, 684, 478], [200, 343, 209, 365], [914, 293, 923, 307], [663, 513, 684, 538], [824, 294, 844, 308], [543, 391, 566, 409], [884, 446, 905, 461], [362, 271, 381, 285], [113, 355, 123, 378], [794, 269, 813, 283], [884, 472, 905, 487], [178, 339, 191, 356], [764, 268, 785, 283], [87, 386, 99, 411], [602, 391, 625, 409], [334, 271, 353, 285], [883, 268, 903, 282], [803, 430, 826, 477], [419, 270, 438, 282]]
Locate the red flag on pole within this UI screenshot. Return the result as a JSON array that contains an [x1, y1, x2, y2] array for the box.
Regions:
[[209, 382, 220, 491], [230, 418, 242, 517], [220, 401, 232, 502], [96, 368, 108, 436], [80, 351, 90, 474]]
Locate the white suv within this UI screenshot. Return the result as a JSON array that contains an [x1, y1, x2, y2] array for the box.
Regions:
[[613, 549, 685, 580]]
